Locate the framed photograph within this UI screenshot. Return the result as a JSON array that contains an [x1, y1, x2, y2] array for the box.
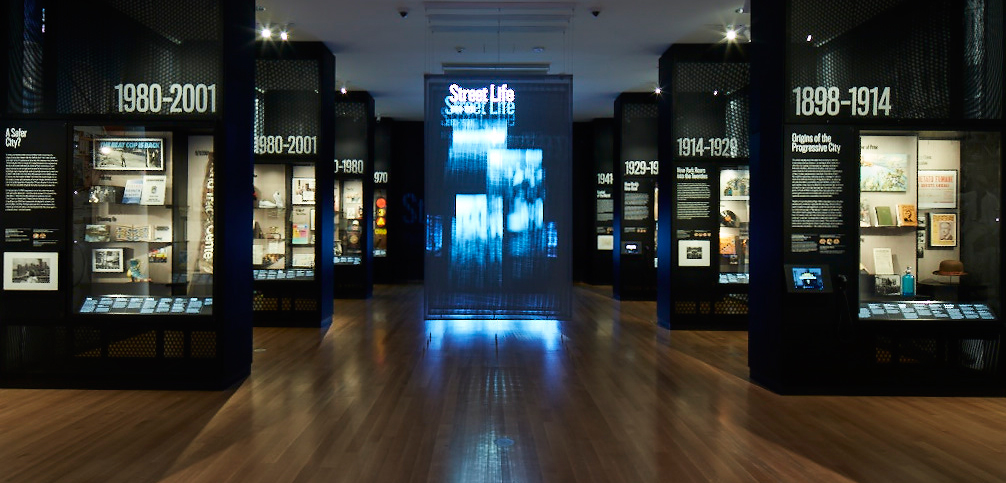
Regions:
[[292, 177, 316, 205], [678, 240, 710, 267], [874, 274, 901, 296], [860, 152, 908, 192], [917, 170, 957, 209], [92, 248, 124, 272], [93, 138, 164, 171], [719, 169, 750, 200], [4, 252, 58, 291], [929, 213, 957, 247]]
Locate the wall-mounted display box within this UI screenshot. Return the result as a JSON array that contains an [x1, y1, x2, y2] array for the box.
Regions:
[[0, 0, 255, 388], [657, 43, 750, 329], [251, 42, 335, 327], [749, 0, 1003, 395], [333, 92, 375, 298]]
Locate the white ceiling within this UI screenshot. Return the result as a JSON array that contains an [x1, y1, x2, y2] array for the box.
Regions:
[[253, 0, 750, 121]]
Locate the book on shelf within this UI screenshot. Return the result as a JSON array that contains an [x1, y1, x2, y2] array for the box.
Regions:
[[140, 175, 167, 205], [292, 223, 311, 245], [896, 203, 917, 227], [121, 178, 144, 204], [114, 224, 151, 242], [874, 206, 895, 227]]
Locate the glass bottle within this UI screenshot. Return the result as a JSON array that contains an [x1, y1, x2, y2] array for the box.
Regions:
[[901, 266, 915, 297]]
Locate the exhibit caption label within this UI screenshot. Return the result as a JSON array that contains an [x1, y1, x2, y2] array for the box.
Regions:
[[254, 136, 318, 155], [335, 159, 366, 175], [792, 86, 891, 117], [443, 83, 516, 118], [114, 83, 217, 114], [675, 137, 739, 158]]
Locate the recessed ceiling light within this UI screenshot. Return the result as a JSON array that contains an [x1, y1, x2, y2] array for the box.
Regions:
[[654, 87, 662, 95], [279, 31, 289, 41], [255, 5, 266, 12], [806, 34, 813, 42], [726, 28, 738, 41], [260, 27, 272, 39]]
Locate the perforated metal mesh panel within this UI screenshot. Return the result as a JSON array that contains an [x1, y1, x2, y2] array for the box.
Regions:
[[51, 1, 222, 115], [623, 102, 658, 119], [788, 0, 1001, 120], [256, 59, 319, 91], [108, 330, 157, 358], [254, 60, 321, 139], [74, 327, 103, 358], [672, 62, 750, 157], [294, 298, 318, 312], [191, 331, 217, 359], [336, 100, 368, 119], [714, 294, 748, 315], [165, 331, 185, 358]]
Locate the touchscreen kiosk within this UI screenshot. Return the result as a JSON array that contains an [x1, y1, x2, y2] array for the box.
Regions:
[[784, 264, 832, 293]]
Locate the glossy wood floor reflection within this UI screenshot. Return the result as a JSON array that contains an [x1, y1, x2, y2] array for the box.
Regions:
[[3, 284, 1006, 482]]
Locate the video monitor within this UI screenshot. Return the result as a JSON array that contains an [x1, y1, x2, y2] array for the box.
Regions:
[[784, 264, 832, 293]]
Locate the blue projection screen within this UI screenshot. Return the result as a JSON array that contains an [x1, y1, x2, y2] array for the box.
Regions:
[[425, 76, 572, 319]]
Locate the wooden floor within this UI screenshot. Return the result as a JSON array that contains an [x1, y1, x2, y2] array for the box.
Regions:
[[2, 284, 1006, 482]]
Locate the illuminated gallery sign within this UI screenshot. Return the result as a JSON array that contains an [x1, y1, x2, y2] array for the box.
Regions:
[[425, 76, 572, 319]]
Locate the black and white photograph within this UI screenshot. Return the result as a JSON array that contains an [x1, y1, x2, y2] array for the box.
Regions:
[[92, 248, 124, 273], [678, 240, 711, 267], [3, 252, 58, 291], [874, 274, 901, 296], [88, 185, 121, 203], [93, 138, 164, 171]]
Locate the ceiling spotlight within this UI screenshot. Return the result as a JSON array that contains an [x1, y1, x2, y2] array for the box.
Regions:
[[713, 90, 719, 96], [279, 30, 289, 41], [340, 86, 348, 95], [806, 34, 813, 42], [532, 46, 545, 54], [654, 86, 662, 95], [726, 28, 738, 41], [260, 27, 272, 39], [736, 7, 745, 13]]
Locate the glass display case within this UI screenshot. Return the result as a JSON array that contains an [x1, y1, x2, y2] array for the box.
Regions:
[[374, 186, 388, 258], [72, 126, 214, 315], [718, 167, 750, 284], [252, 164, 316, 280], [334, 178, 365, 265], [858, 131, 1000, 321]]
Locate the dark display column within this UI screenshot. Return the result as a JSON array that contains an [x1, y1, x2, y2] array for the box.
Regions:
[[1, 0, 255, 389], [251, 42, 335, 327], [657, 44, 750, 329], [333, 92, 375, 299], [750, 0, 1004, 395], [613, 94, 658, 300], [587, 119, 614, 285]]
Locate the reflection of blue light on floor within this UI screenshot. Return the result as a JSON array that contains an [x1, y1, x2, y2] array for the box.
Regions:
[[426, 319, 561, 351]]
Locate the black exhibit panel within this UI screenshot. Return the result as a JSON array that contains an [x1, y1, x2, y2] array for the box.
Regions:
[[333, 92, 375, 299], [613, 94, 659, 300], [424, 76, 572, 320], [657, 43, 750, 329], [749, 0, 1004, 395], [251, 42, 335, 328], [0, 0, 255, 388]]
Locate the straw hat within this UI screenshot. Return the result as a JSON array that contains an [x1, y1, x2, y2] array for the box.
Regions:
[[933, 260, 967, 276]]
